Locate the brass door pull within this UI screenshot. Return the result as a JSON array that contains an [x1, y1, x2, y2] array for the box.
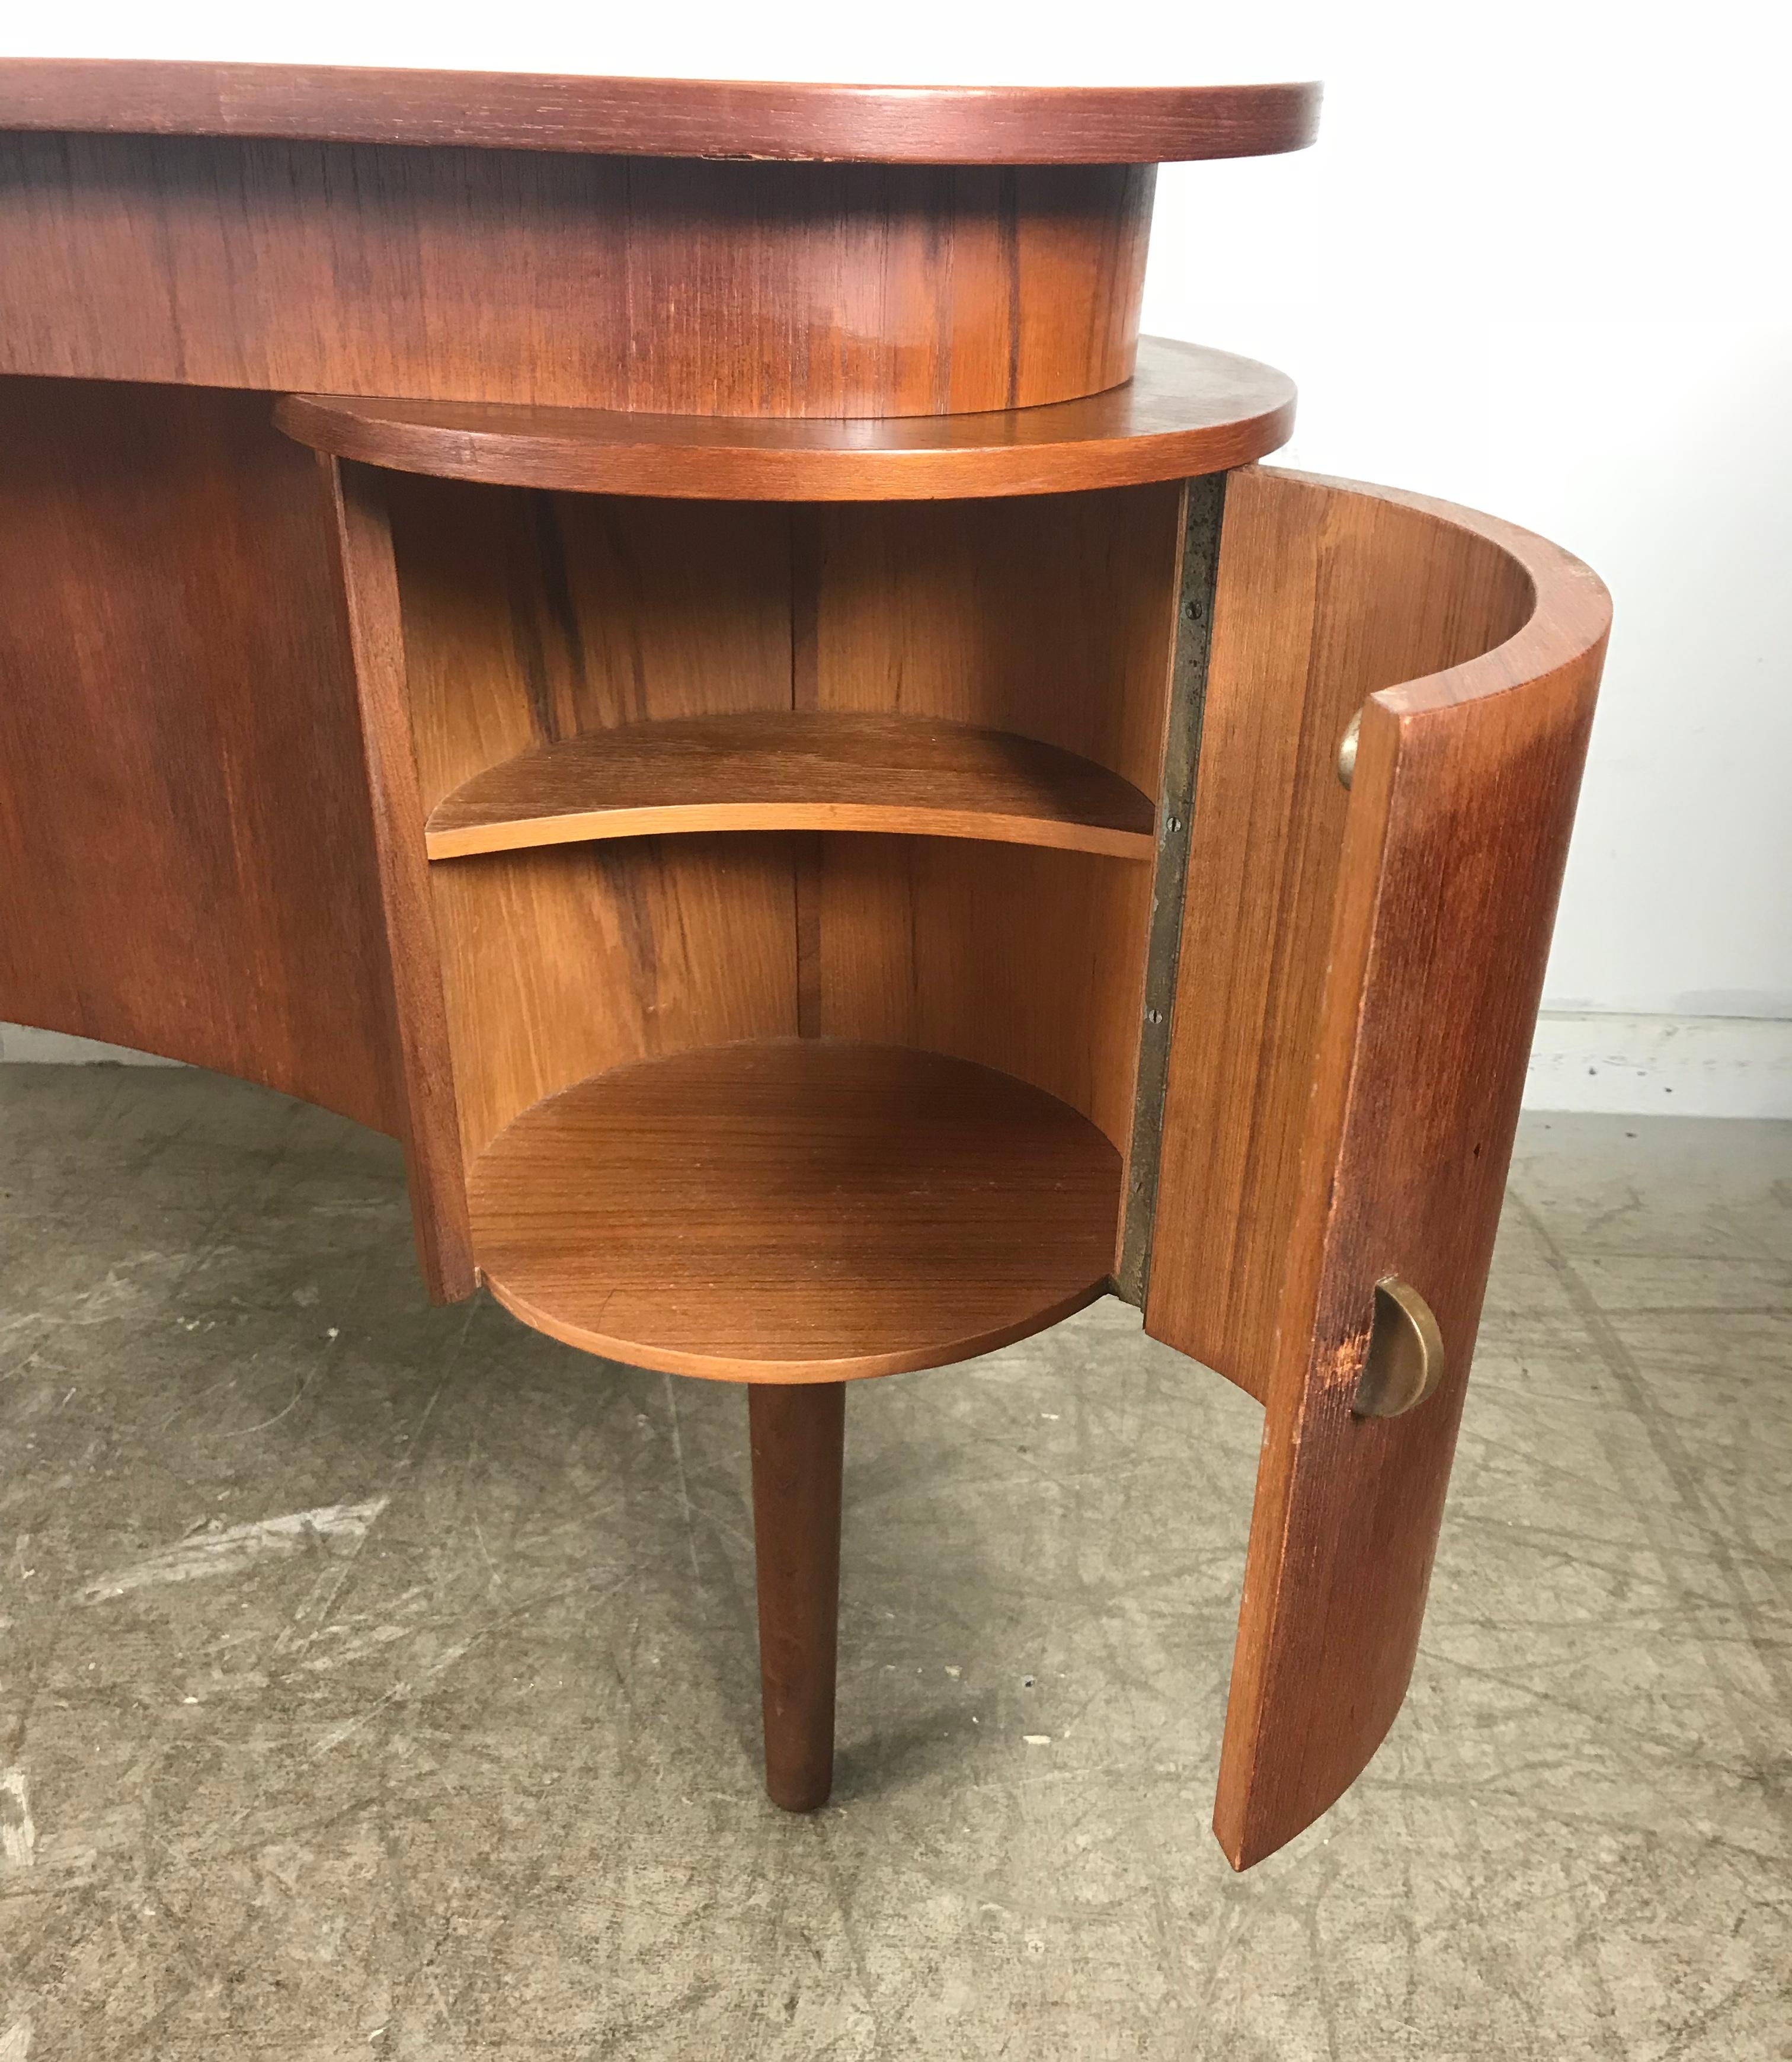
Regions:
[[1336, 709, 1362, 788], [1352, 1277, 1445, 1418]]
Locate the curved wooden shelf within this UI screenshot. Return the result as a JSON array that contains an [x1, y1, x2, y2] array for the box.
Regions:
[[275, 338, 1294, 501], [425, 711, 1156, 861], [0, 62, 1321, 165], [468, 1040, 1122, 1383]]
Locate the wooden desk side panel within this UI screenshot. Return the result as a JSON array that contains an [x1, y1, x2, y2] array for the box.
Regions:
[[0, 377, 399, 1134], [0, 136, 1150, 418], [1144, 470, 1534, 1399], [318, 459, 476, 1297]]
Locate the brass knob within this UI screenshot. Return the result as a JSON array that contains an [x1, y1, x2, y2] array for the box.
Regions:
[[1352, 1277, 1445, 1418], [1337, 710, 1362, 789]]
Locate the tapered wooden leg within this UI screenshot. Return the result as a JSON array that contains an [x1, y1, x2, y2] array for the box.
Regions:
[[748, 1381, 845, 1812]]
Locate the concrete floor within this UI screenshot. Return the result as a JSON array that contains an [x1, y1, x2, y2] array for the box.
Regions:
[[0, 1067, 1786, 2060]]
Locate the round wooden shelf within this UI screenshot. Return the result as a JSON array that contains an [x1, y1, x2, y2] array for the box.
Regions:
[[0, 62, 1321, 165], [275, 338, 1294, 501], [468, 1040, 1122, 1383], [424, 711, 1156, 862]]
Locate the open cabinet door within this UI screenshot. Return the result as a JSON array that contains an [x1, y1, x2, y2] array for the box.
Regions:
[[1141, 468, 1610, 1866]]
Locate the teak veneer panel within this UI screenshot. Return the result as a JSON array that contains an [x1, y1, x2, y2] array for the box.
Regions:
[[0, 61, 1321, 164], [817, 837, 1154, 1173], [0, 378, 398, 1134], [385, 482, 796, 817], [468, 1040, 1122, 1383], [371, 471, 1180, 1198], [425, 712, 1156, 861], [316, 457, 476, 1298], [276, 341, 1295, 497], [1158, 471, 1610, 1870], [381, 481, 1183, 804], [431, 836, 802, 1168], [1, 137, 1154, 417], [430, 829, 1152, 1185], [810, 485, 1183, 793], [1146, 467, 1537, 1401]]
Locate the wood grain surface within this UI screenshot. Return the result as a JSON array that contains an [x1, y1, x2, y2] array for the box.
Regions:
[[1, 138, 1154, 417], [376, 479, 1182, 1179], [431, 836, 802, 1168], [0, 377, 398, 1132], [1175, 471, 1609, 1869], [808, 486, 1183, 797], [315, 458, 475, 1299], [0, 60, 1320, 164], [382, 478, 1180, 809], [802, 487, 1177, 1188], [749, 1382, 846, 1811], [425, 712, 1156, 861], [387, 479, 1187, 797], [274, 339, 1295, 497], [1147, 468, 1535, 1399], [817, 836, 1156, 1174], [386, 484, 798, 816], [467, 1040, 1122, 1382]]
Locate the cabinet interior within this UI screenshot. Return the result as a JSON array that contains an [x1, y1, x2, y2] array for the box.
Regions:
[[382, 476, 1187, 1378]]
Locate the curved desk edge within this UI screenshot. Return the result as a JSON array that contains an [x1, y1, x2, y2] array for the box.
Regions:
[[0, 62, 1322, 164]]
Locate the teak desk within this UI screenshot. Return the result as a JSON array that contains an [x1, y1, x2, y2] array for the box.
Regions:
[[0, 62, 1609, 1868]]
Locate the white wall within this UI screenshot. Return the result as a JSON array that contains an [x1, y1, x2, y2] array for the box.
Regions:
[[5, 2, 1788, 1112]]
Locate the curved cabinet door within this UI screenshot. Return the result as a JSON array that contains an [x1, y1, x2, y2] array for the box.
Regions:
[[1143, 467, 1610, 1866]]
